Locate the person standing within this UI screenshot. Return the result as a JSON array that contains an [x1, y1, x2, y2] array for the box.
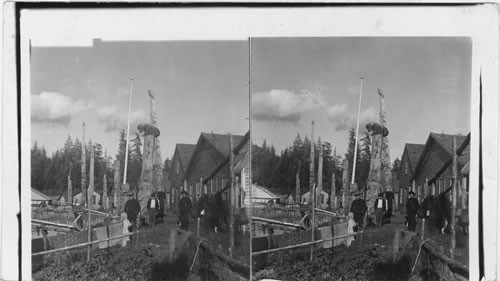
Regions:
[[346, 212, 357, 247], [374, 192, 386, 227], [406, 191, 419, 231], [124, 192, 141, 232], [147, 192, 160, 227], [179, 190, 192, 231], [350, 192, 367, 229]]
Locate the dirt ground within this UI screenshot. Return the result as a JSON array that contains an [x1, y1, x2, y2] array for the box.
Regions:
[[33, 214, 250, 281], [254, 213, 469, 281]]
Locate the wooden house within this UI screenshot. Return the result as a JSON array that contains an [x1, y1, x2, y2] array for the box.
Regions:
[[169, 143, 196, 209], [183, 132, 249, 205], [397, 143, 425, 208], [250, 184, 280, 205], [73, 190, 101, 209], [31, 188, 52, 205], [409, 133, 470, 202]]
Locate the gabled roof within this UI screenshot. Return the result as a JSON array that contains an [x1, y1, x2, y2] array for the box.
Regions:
[[429, 133, 469, 167], [201, 133, 245, 158], [31, 188, 51, 201], [175, 143, 196, 170], [404, 143, 425, 172], [251, 184, 280, 200], [412, 132, 470, 180], [184, 132, 246, 179]]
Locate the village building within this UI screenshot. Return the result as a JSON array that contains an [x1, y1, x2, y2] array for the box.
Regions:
[[301, 188, 329, 208], [397, 143, 425, 208], [250, 184, 281, 206], [168, 143, 196, 209], [407, 133, 470, 203], [73, 189, 101, 209], [181, 132, 250, 207], [31, 188, 52, 205]]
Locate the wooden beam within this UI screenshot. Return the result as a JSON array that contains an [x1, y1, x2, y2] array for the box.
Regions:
[[252, 217, 305, 230], [198, 239, 250, 277]]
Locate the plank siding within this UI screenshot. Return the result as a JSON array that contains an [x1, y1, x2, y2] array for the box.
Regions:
[[185, 139, 231, 204], [414, 141, 449, 185], [398, 149, 413, 189]]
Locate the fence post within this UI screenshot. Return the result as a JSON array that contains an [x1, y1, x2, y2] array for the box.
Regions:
[[392, 229, 401, 263], [310, 183, 316, 262], [168, 229, 176, 263]]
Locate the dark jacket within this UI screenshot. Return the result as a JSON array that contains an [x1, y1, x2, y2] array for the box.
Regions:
[[124, 198, 141, 217], [350, 199, 367, 215], [179, 197, 192, 216], [406, 197, 419, 214]]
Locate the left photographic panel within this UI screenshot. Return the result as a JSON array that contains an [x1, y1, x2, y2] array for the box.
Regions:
[[22, 8, 251, 281]]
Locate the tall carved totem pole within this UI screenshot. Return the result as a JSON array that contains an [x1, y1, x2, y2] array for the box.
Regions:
[[137, 90, 163, 212], [365, 89, 392, 214]]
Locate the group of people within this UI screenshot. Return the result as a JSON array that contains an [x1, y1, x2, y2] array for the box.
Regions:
[[346, 190, 420, 233]]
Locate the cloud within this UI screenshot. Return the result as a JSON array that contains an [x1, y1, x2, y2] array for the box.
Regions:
[[97, 105, 148, 133], [31, 92, 88, 126], [252, 89, 327, 124], [327, 104, 378, 131]]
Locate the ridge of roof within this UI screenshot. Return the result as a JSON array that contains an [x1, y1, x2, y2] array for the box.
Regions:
[[175, 143, 196, 169], [200, 132, 245, 157]]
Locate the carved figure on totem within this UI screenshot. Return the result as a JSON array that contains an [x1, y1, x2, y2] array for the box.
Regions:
[[137, 123, 160, 137]]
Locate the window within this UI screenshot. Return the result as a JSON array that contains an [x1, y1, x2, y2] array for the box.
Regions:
[[404, 162, 408, 175], [176, 162, 180, 175]]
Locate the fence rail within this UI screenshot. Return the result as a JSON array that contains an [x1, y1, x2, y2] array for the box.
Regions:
[[252, 230, 364, 256]]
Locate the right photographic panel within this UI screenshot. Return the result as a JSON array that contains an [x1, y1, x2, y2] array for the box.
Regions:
[[250, 37, 471, 280]]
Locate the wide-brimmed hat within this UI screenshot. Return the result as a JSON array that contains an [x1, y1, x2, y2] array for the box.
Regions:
[[353, 192, 361, 196], [408, 191, 415, 195], [181, 190, 188, 195]]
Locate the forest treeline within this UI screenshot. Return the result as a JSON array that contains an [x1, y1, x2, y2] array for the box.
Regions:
[[251, 128, 401, 196], [31, 130, 170, 197]]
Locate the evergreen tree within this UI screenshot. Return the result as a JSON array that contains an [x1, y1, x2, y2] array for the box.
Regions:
[[345, 128, 362, 190], [129, 132, 143, 190]]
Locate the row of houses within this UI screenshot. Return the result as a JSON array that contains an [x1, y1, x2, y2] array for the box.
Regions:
[[31, 187, 105, 210], [168, 132, 251, 210], [397, 132, 470, 209]]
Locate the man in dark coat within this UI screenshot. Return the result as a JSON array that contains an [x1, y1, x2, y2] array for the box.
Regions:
[[147, 192, 160, 227], [374, 192, 386, 227], [179, 190, 192, 231], [350, 192, 367, 229], [124, 192, 141, 232], [406, 191, 419, 231], [383, 191, 395, 224]]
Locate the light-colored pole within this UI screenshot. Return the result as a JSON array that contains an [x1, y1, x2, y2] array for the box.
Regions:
[[450, 137, 457, 259], [123, 79, 133, 185], [310, 183, 316, 262], [310, 121, 315, 203], [87, 184, 91, 262], [351, 77, 364, 185], [229, 134, 235, 258]]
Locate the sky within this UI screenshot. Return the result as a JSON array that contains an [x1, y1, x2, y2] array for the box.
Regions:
[[251, 37, 472, 161], [31, 40, 249, 160]]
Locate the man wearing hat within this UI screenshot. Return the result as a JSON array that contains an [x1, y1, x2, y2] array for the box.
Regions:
[[124, 192, 141, 232], [147, 192, 160, 227], [406, 191, 419, 231], [350, 192, 367, 229], [374, 192, 386, 227], [179, 190, 192, 231]]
